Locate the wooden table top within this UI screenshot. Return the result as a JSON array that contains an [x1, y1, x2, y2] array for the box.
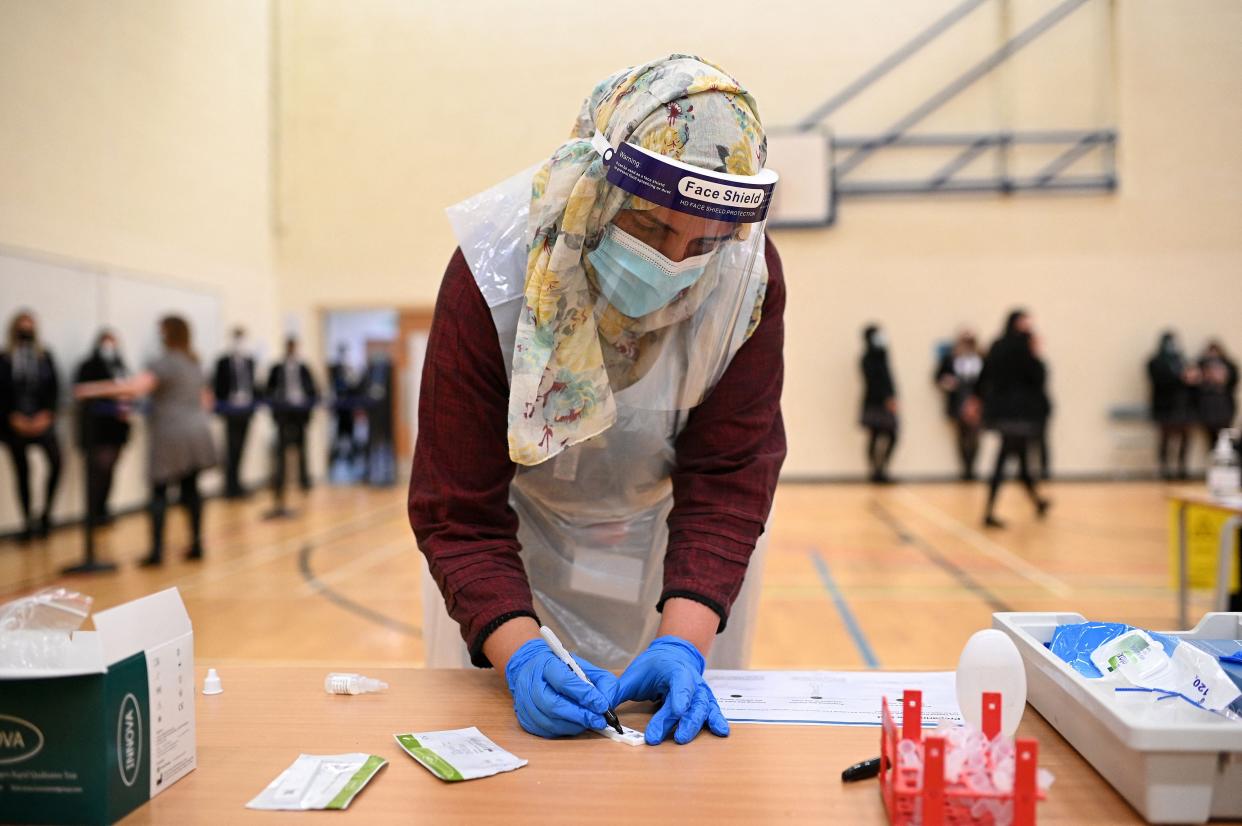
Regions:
[[120, 665, 1152, 825]]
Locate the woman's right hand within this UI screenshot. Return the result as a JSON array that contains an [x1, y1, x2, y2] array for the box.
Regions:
[[504, 638, 616, 738]]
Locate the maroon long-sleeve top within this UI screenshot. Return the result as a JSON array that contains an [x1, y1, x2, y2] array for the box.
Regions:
[[409, 240, 787, 667]]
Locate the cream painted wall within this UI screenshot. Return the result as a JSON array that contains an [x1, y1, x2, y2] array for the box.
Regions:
[[273, 0, 1242, 479], [0, 0, 278, 531], [2, 0, 1237, 534]]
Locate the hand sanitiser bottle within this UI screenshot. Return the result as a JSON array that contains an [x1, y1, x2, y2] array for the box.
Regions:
[[1207, 430, 1240, 499], [324, 672, 389, 695]]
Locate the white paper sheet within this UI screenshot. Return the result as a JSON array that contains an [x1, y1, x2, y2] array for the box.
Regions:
[[705, 670, 962, 727]]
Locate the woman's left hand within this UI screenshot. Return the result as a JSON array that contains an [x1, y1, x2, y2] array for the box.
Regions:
[[614, 635, 730, 745]]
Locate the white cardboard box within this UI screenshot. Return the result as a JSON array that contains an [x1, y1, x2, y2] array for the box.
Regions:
[[0, 587, 196, 824]]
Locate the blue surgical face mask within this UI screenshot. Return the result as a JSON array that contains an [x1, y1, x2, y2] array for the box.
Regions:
[[586, 224, 714, 318]]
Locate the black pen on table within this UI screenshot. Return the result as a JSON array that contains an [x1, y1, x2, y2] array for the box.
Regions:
[[841, 756, 881, 782], [540, 625, 624, 734]]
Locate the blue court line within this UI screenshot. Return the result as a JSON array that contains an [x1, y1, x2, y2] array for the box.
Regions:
[[810, 548, 881, 669]]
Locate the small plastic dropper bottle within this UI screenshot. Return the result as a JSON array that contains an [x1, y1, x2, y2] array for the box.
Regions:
[[324, 672, 389, 695], [1207, 429, 1240, 499]]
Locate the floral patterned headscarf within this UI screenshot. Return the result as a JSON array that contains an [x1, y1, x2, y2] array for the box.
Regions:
[[508, 54, 768, 466]]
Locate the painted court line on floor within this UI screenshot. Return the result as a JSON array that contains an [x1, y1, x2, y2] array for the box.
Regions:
[[892, 489, 1073, 598], [296, 537, 413, 597], [809, 548, 881, 669], [298, 542, 422, 638], [869, 501, 1012, 613]]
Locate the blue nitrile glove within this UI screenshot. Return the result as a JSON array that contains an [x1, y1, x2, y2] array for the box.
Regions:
[[614, 635, 730, 745], [504, 638, 619, 738]]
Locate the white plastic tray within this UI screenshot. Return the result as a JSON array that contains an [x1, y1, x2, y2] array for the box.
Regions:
[[993, 612, 1242, 824]]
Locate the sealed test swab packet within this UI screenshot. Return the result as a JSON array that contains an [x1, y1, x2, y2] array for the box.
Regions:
[[597, 724, 645, 745], [394, 727, 526, 781], [246, 753, 387, 810]]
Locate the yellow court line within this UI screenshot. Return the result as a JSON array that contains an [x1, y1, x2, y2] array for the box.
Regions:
[[891, 489, 1074, 598]]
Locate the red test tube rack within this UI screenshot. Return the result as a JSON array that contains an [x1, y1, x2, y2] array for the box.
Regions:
[[879, 690, 1045, 826]]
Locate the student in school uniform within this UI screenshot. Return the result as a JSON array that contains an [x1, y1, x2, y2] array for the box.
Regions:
[[0, 310, 62, 541], [935, 329, 985, 480], [212, 327, 258, 498], [977, 309, 1050, 528], [265, 337, 319, 496], [1146, 331, 1198, 481], [74, 329, 133, 525], [860, 324, 898, 484]]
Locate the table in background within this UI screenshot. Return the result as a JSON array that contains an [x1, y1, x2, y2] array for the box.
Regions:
[[1169, 488, 1242, 628], [117, 666, 1154, 825]]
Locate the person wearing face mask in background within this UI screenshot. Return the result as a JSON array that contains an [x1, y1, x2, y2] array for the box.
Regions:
[[976, 309, 1051, 528], [266, 336, 319, 499], [935, 329, 984, 481], [74, 330, 132, 526], [1147, 331, 1199, 481], [1196, 339, 1238, 453], [77, 315, 217, 565], [860, 325, 898, 484], [213, 327, 258, 499], [328, 343, 362, 478], [410, 55, 785, 747], [0, 310, 62, 542]]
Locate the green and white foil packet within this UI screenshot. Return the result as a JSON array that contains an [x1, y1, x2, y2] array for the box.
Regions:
[[246, 753, 387, 810], [394, 727, 527, 781]]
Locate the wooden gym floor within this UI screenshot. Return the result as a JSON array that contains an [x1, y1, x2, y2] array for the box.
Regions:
[[0, 480, 1201, 671]]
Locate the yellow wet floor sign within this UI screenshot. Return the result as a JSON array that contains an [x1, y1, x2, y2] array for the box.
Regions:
[[1169, 502, 1241, 591]]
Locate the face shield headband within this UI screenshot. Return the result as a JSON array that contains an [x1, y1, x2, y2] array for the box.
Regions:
[[590, 131, 778, 223]]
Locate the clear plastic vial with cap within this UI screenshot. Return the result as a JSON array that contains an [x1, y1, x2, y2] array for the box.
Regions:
[[324, 672, 389, 695]]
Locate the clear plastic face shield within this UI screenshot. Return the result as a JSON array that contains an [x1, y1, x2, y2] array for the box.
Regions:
[[586, 131, 778, 411]]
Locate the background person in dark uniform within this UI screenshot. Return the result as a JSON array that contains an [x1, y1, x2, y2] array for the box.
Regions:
[[213, 326, 258, 498], [266, 336, 318, 497], [1197, 339, 1239, 451], [1147, 331, 1199, 480], [859, 324, 898, 484], [0, 310, 62, 542], [361, 351, 394, 486], [977, 309, 1050, 528], [74, 329, 132, 525], [328, 343, 361, 471], [935, 328, 985, 480]]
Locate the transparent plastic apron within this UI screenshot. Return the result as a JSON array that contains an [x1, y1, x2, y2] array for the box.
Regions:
[[422, 167, 770, 670]]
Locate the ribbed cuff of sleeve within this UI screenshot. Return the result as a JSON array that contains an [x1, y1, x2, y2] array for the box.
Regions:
[[656, 590, 728, 633], [467, 607, 540, 669]]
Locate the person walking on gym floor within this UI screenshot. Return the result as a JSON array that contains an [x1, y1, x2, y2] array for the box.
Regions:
[[935, 328, 985, 481], [860, 324, 898, 484], [0, 310, 62, 542], [977, 309, 1050, 528], [76, 315, 217, 564], [1147, 330, 1198, 481]]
